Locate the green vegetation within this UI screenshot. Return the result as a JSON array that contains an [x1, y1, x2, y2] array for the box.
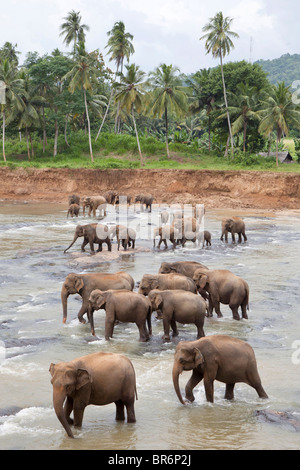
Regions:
[[0, 11, 300, 172], [255, 54, 300, 86]]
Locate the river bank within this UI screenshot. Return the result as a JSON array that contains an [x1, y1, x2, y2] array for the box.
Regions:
[[0, 167, 300, 210]]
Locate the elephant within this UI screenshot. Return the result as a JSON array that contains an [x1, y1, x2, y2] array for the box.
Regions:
[[172, 334, 268, 404], [135, 194, 154, 212], [64, 223, 111, 254], [158, 261, 209, 279], [67, 203, 80, 218], [61, 271, 134, 324], [68, 194, 80, 206], [138, 273, 197, 296], [160, 210, 169, 225], [103, 190, 118, 205], [88, 289, 152, 340], [181, 230, 212, 248], [221, 216, 247, 243], [81, 195, 107, 217], [148, 289, 206, 341], [193, 268, 249, 320], [153, 225, 178, 249], [49, 351, 137, 438], [110, 224, 136, 251], [114, 194, 132, 205]]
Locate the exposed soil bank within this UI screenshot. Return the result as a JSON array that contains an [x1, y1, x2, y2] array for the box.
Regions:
[[0, 167, 300, 210]]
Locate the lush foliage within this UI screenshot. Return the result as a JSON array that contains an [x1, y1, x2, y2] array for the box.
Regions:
[[0, 11, 299, 169], [255, 53, 300, 86]]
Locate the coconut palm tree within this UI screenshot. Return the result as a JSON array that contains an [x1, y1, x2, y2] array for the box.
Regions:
[[0, 59, 24, 161], [63, 42, 99, 162], [60, 10, 90, 57], [114, 63, 146, 165], [200, 11, 239, 155], [146, 64, 188, 158], [259, 82, 300, 167]]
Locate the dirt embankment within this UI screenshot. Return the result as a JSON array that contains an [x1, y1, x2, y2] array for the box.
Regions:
[[0, 167, 300, 210]]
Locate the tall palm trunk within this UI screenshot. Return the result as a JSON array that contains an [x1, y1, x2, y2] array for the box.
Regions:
[[131, 107, 143, 166], [220, 52, 234, 156], [53, 119, 58, 157], [243, 119, 248, 153], [42, 107, 47, 153], [84, 88, 94, 162], [165, 105, 170, 158], [64, 114, 70, 147], [95, 88, 114, 141], [2, 110, 6, 162], [25, 127, 30, 160]]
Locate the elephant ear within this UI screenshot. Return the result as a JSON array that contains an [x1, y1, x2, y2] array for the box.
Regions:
[[49, 363, 56, 377], [96, 293, 106, 309], [75, 369, 92, 390], [153, 293, 163, 310], [151, 279, 160, 290], [193, 348, 204, 367], [199, 274, 208, 289], [75, 276, 84, 292]]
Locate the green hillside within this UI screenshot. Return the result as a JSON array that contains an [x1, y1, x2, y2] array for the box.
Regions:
[[255, 53, 300, 86]]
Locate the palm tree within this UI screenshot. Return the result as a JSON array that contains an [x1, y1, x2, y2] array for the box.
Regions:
[[106, 21, 135, 134], [0, 59, 24, 161], [60, 10, 90, 57], [0, 42, 20, 65], [114, 64, 146, 165], [63, 42, 99, 162], [219, 82, 261, 152], [147, 64, 188, 157], [200, 12, 239, 155], [259, 82, 300, 167]]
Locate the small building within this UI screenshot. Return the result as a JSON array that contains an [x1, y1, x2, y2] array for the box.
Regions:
[[258, 151, 295, 163]]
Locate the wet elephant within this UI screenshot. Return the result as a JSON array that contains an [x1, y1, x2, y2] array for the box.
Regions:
[[135, 194, 154, 212], [110, 225, 136, 251], [148, 289, 206, 341], [221, 216, 247, 243], [172, 334, 268, 404], [81, 195, 107, 217], [153, 225, 178, 249], [67, 203, 80, 218], [158, 261, 209, 278], [64, 223, 111, 254], [50, 351, 137, 438], [88, 289, 152, 340], [193, 268, 249, 320], [138, 273, 197, 296], [61, 271, 134, 324]]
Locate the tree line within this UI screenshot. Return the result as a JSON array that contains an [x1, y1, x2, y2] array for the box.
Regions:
[[0, 10, 300, 167]]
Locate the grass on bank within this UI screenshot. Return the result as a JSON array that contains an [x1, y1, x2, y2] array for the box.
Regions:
[[1, 131, 299, 172]]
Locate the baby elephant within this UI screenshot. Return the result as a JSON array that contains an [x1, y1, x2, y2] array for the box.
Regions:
[[148, 289, 206, 341], [88, 289, 152, 341], [67, 203, 80, 218], [172, 334, 268, 405], [50, 351, 137, 438]]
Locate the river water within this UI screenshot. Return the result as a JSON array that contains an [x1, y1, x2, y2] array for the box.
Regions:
[[0, 201, 299, 450]]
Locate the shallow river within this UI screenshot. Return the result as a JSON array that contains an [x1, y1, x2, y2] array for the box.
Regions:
[[0, 201, 299, 450]]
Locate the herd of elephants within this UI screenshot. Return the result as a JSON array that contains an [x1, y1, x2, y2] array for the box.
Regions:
[[50, 191, 268, 439]]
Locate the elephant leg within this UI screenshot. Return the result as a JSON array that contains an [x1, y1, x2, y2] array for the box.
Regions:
[[81, 238, 89, 252], [238, 233, 242, 243], [87, 307, 95, 336], [105, 314, 115, 340], [115, 400, 125, 421], [77, 300, 88, 324], [225, 383, 235, 400], [136, 321, 149, 342], [203, 377, 215, 403], [124, 397, 136, 423], [73, 402, 86, 428], [117, 239, 120, 251], [170, 318, 178, 337], [89, 240, 95, 254], [131, 239, 135, 249], [212, 299, 223, 318], [241, 302, 248, 319], [195, 320, 205, 339], [231, 232, 236, 243], [158, 238, 162, 249], [162, 316, 171, 341], [107, 240, 112, 251], [185, 369, 203, 403], [163, 239, 168, 249], [230, 304, 240, 320], [247, 371, 268, 399], [243, 232, 247, 242]]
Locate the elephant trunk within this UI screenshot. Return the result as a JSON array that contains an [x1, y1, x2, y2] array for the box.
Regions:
[[61, 286, 70, 323], [64, 234, 79, 253], [172, 363, 186, 405], [53, 386, 74, 438]]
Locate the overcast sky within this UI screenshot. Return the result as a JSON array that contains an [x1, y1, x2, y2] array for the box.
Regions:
[[1, 0, 299, 74]]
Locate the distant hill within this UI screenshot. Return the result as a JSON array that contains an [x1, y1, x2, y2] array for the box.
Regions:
[[255, 53, 300, 86]]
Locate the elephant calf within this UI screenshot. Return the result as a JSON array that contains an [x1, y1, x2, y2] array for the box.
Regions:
[[88, 289, 152, 340], [67, 203, 80, 218], [172, 335, 268, 404], [50, 351, 137, 438], [148, 289, 206, 341], [110, 224, 136, 251], [221, 216, 247, 243]]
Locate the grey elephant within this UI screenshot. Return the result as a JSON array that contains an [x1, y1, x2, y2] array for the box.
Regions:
[[148, 289, 206, 341], [88, 289, 152, 340], [67, 203, 80, 218], [193, 268, 249, 320], [64, 223, 111, 254], [61, 271, 134, 324], [158, 261, 209, 278], [221, 216, 247, 243], [103, 190, 118, 205], [153, 225, 178, 249], [160, 210, 169, 225], [110, 224, 136, 251], [135, 194, 154, 212], [172, 335, 268, 404], [81, 195, 107, 217], [138, 273, 197, 296], [68, 194, 80, 206], [50, 351, 137, 438]]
